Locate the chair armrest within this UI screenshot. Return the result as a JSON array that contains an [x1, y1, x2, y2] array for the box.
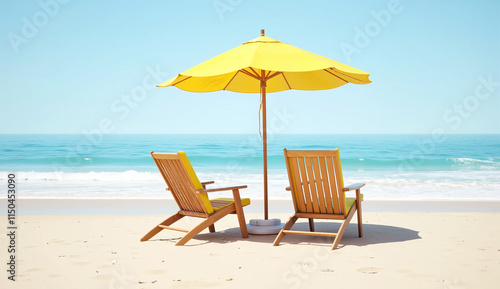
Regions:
[[288, 183, 365, 192], [166, 180, 216, 191], [200, 181, 215, 189], [197, 185, 247, 194], [342, 183, 365, 191]]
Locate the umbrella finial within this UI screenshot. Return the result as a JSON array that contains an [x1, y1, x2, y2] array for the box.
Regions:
[[261, 29, 265, 36]]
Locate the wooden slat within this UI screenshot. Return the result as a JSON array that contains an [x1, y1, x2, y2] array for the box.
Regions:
[[177, 159, 207, 213], [178, 160, 200, 211], [295, 212, 346, 220], [165, 160, 186, 210], [170, 159, 193, 211], [153, 158, 181, 209], [210, 200, 233, 210], [166, 160, 184, 208], [326, 157, 341, 214], [282, 230, 338, 237], [298, 157, 313, 212], [283, 150, 298, 211], [155, 156, 207, 214], [158, 225, 189, 233], [312, 157, 326, 214], [150, 152, 179, 160], [286, 150, 337, 158], [161, 160, 178, 200], [290, 156, 306, 212], [305, 156, 320, 213], [283, 148, 298, 212], [179, 210, 210, 218], [319, 157, 334, 214]]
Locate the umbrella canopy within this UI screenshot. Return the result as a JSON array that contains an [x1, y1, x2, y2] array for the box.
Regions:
[[158, 30, 371, 220], [158, 33, 370, 92]]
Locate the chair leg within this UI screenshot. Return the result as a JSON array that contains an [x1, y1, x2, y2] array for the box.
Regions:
[[273, 216, 298, 246], [232, 189, 249, 238], [209, 224, 216, 233], [332, 203, 357, 250], [308, 218, 315, 232], [141, 213, 184, 242], [356, 192, 363, 238], [176, 205, 235, 246]]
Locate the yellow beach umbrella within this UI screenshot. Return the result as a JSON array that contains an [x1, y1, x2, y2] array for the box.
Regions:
[[158, 30, 371, 224]]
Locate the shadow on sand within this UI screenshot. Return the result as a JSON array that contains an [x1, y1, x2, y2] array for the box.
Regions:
[[146, 220, 420, 249]]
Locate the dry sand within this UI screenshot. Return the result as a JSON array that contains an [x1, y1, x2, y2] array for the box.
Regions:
[[1, 200, 500, 288]]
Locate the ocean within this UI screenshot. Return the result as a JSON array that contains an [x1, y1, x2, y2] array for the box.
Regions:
[[1, 134, 499, 200]]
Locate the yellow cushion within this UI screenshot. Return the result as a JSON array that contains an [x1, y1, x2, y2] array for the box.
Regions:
[[345, 194, 364, 215], [211, 198, 251, 212], [178, 151, 214, 214]]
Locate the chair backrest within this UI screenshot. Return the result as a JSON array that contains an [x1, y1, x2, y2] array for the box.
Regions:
[[151, 151, 214, 214], [284, 149, 348, 215]]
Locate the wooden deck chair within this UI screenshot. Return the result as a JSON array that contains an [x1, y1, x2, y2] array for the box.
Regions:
[[141, 151, 250, 246], [273, 149, 364, 250]]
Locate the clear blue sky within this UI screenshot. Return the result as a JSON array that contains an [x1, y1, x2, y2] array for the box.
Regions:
[[1, 0, 499, 134]]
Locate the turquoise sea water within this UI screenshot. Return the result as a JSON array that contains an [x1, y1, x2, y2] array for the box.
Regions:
[[1, 134, 499, 200]]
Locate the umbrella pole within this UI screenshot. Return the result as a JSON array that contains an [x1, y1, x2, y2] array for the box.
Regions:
[[246, 69, 283, 234], [244, 30, 285, 233], [261, 72, 268, 220]]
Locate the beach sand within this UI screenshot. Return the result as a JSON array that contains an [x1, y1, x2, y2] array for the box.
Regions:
[[1, 200, 500, 288]]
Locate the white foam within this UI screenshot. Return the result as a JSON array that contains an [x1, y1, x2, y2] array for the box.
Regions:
[[4, 170, 500, 201], [8, 170, 161, 182]]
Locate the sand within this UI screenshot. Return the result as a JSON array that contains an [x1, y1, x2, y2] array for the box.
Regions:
[[1, 200, 500, 288]]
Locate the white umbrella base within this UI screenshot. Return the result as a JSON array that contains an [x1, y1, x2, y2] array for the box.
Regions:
[[247, 218, 284, 235]]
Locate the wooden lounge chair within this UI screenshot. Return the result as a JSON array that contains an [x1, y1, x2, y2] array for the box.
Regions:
[[273, 149, 364, 250], [141, 151, 250, 245]]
